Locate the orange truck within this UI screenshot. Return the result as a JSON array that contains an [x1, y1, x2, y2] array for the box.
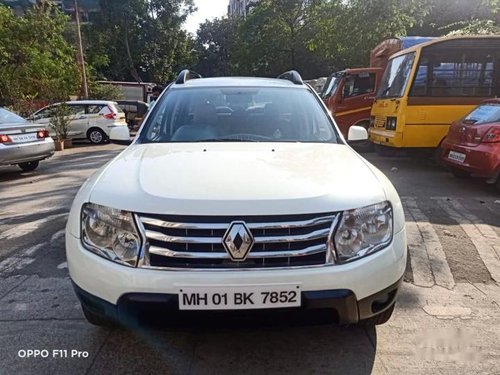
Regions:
[[321, 37, 435, 136]]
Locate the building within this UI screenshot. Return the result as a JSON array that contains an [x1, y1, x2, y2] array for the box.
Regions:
[[227, 0, 258, 18]]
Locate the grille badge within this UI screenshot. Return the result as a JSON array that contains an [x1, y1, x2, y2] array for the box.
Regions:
[[222, 221, 254, 261]]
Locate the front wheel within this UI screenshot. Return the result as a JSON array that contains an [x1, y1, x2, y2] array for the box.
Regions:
[[18, 160, 39, 172], [87, 128, 107, 144]]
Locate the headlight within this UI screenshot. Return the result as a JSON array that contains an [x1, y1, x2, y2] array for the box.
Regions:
[[386, 117, 397, 131], [334, 201, 393, 263], [81, 203, 141, 266]]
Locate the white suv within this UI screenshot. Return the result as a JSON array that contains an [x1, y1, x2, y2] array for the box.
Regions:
[[66, 70, 407, 327], [32, 100, 129, 144]]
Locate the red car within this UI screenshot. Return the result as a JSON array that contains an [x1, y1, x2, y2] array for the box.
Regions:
[[440, 99, 500, 191]]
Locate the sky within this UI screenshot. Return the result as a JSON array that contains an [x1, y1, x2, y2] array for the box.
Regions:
[[184, 0, 229, 34]]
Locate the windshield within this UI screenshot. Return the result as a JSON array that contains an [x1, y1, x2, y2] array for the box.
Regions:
[[0, 107, 26, 125], [139, 87, 339, 143], [377, 52, 415, 98], [320, 74, 340, 99], [464, 104, 500, 125]]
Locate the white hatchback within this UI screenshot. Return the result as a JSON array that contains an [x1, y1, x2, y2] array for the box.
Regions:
[[32, 100, 129, 144]]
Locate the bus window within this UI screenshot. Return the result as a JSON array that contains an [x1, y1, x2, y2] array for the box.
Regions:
[[377, 53, 415, 98], [410, 51, 496, 97]]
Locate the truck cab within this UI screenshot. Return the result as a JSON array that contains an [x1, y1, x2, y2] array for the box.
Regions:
[[321, 68, 382, 136]]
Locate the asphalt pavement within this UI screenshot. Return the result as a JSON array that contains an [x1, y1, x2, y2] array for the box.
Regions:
[[0, 143, 499, 374]]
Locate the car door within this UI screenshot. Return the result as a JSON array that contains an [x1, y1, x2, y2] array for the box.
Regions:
[[335, 72, 377, 133], [86, 104, 106, 129], [66, 104, 88, 139]]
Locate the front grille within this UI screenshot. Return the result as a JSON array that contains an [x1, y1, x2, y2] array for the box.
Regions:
[[137, 212, 338, 269], [374, 116, 386, 128]]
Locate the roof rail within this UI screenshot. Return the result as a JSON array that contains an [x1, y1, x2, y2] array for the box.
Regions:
[[277, 70, 303, 85], [175, 69, 202, 84]]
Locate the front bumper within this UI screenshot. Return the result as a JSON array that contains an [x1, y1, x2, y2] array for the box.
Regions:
[[368, 128, 402, 147], [440, 140, 499, 180], [0, 138, 55, 165], [67, 228, 407, 324], [73, 277, 402, 325]]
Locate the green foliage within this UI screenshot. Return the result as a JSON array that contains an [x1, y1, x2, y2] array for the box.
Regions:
[[83, 0, 197, 83], [195, 0, 499, 79], [88, 83, 124, 101], [49, 103, 73, 141], [0, 4, 79, 106], [194, 17, 241, 77]]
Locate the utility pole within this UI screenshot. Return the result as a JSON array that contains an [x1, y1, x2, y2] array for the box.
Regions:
[[74, 0, 88, 99]]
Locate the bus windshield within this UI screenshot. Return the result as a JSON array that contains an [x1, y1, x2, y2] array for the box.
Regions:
[[377, 53, 415, 98]]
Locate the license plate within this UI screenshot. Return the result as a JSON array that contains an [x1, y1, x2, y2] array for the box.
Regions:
[[10, 133, 37, 143], [178, 284, 302, 310], [448, 150, 466, 163]]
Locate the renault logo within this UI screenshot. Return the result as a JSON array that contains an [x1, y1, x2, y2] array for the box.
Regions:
[[222, 221, 254, 261]]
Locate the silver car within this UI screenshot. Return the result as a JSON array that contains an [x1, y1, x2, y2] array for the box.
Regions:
[[0, 107, 54, 172]]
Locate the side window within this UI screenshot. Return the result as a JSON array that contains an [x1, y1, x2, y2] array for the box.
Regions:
[[410, 51, 496, 97], [87, 104, 105, 114], [68, 105, 86, 116], [33, 106, 54, 120], [342, 73, 376, 98]]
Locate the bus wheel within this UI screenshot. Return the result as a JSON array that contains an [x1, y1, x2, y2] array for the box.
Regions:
[[375, 145, 397, 157]]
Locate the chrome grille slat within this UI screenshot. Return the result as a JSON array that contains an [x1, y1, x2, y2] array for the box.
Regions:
[[145, 227, 330, 244], [140, 215, 336, 230], [149, 244, 327, 259], [138, 212, 338, 269]]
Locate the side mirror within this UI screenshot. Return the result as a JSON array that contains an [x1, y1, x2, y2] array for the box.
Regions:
[[109, 126, 133, 146], [347, 126, 368, 142]]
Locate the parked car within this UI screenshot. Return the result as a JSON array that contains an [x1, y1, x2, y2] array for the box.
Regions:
[[31, 100, 129, 144], [0, 107, 54, 171], [440, 99, 500, 191], [66, 70, 407, 327], [115, 100, 149, 131]]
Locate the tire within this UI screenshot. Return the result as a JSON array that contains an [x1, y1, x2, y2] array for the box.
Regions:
[[360, 303, 395, 326], [87, 128, 107, 144], [450, 168, 470, 179], [18, 160, 39, 172], [496, 177, 500, 193], [81, 304, 116, 327]]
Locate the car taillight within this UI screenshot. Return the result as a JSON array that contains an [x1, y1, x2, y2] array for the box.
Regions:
[[37, 130, 49, 139], [104, 106, 117, 120], [482, 127, 500, 143], [0, 134, 12, 143]]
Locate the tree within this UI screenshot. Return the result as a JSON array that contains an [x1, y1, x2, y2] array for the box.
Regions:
[[0, 3, 79, 107], [409, 0, 498, 35], [194, 17, 241, 77], [83, 0, 197, 83]]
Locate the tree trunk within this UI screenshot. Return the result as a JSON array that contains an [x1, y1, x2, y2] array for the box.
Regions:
[[123, 20, 142, 82]]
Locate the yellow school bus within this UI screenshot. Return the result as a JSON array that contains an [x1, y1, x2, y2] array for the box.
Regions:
[[369, 36, 500, 150]]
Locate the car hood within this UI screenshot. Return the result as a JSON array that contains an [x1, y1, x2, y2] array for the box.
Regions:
[[89, 143, 387, 215]]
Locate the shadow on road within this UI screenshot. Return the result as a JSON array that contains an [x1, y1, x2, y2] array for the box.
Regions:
[[94, 312, 378, 374]]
